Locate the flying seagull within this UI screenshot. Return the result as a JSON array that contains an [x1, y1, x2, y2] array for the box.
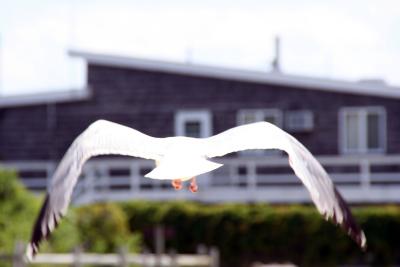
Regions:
[[26, 119, 366, 259]]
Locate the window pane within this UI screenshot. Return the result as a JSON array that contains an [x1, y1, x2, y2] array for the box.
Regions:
[[264, 115, 277, 125], [242, 113, 257, 124], [263, 114, 281, 155], [345, 113, 359, 150], [367, 113, 380, 149], [184, 121, 201, 138]]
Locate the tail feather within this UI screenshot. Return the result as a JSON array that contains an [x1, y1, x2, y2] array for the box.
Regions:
[[145, 158, 222, 180]]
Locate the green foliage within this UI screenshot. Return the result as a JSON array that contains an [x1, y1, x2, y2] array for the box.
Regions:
[[40, 211, 80, 253], [120, 201, 400, 267], [2, 170, 400, 266], [0, 169, 141, 259], [76, 202, 141, 253], [0, 169, 39, 254], [0, 168, 80, 256]]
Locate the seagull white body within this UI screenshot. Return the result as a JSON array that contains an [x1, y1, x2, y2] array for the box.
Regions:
[[146, 137, 222, 180], [26, 120, 366, 260]]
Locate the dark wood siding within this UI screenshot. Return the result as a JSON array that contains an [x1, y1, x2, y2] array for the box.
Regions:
[[1, 63, 400, 160]]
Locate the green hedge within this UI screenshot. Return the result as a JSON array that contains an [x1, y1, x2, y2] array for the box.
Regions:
[[120, 201, 400, 267], [76, 203, 141, 253], [0, 169, 141, 258], [2, 170, 400, 266], [0, 169, 40, 254], [41, 202, 142, 254]]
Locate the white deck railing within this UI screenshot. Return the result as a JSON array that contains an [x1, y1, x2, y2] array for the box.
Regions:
[[2, 154, 400, 204], [7, 240, 219, 267]]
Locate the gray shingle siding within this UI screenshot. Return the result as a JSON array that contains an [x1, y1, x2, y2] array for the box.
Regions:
[[1, 63, 399, 160]]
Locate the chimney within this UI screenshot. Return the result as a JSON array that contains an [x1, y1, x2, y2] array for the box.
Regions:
[[271, 36, 281, 72]]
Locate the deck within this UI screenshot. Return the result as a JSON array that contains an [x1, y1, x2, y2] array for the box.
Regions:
[[2, 154, 400, 204]]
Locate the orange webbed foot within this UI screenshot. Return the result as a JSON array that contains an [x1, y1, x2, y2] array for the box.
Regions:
[[172, 179, 183, 190], [189, 177, 198, 193]]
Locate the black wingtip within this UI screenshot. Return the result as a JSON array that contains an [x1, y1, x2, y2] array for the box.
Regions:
[[27, 194, 51, 259], [333, 188, 367, 251]]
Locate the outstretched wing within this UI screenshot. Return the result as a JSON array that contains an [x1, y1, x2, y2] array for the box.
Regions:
[[27, 120, 166, 260], [203, 122, 366, 249]]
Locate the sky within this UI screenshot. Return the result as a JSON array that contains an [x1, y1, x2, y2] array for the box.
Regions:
[[0, 0, 399, 95]]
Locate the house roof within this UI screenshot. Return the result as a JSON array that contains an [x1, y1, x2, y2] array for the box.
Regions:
[[0, 88, 91, 108], [70, 50, 400, 99]]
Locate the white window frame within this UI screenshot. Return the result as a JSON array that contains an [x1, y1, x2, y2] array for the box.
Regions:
[[237, 109, 283, 156], [339, 106, 386, 154], [175, 110, 212, 138]]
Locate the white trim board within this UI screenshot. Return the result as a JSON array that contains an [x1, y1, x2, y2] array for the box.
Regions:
[[0, 88, 91, 108], [70, 50, 400, 99]]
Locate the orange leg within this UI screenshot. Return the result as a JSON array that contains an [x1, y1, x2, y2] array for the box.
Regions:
[[189, 177, 198, 193], [171, 179, 183, 190]]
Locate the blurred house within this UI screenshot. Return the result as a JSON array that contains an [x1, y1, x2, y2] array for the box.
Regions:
[[1, 50, 400, 204]]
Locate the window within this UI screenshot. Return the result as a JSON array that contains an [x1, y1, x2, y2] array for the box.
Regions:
[[237, 109, 282, 156], [285, 110, 314, 132], [175, 110, 212, 138], [238, 109, 282, 127], [339, 107, 386, 154]]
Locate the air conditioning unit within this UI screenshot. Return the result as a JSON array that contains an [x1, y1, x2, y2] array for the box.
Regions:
[[285, 110, 314, 132]]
